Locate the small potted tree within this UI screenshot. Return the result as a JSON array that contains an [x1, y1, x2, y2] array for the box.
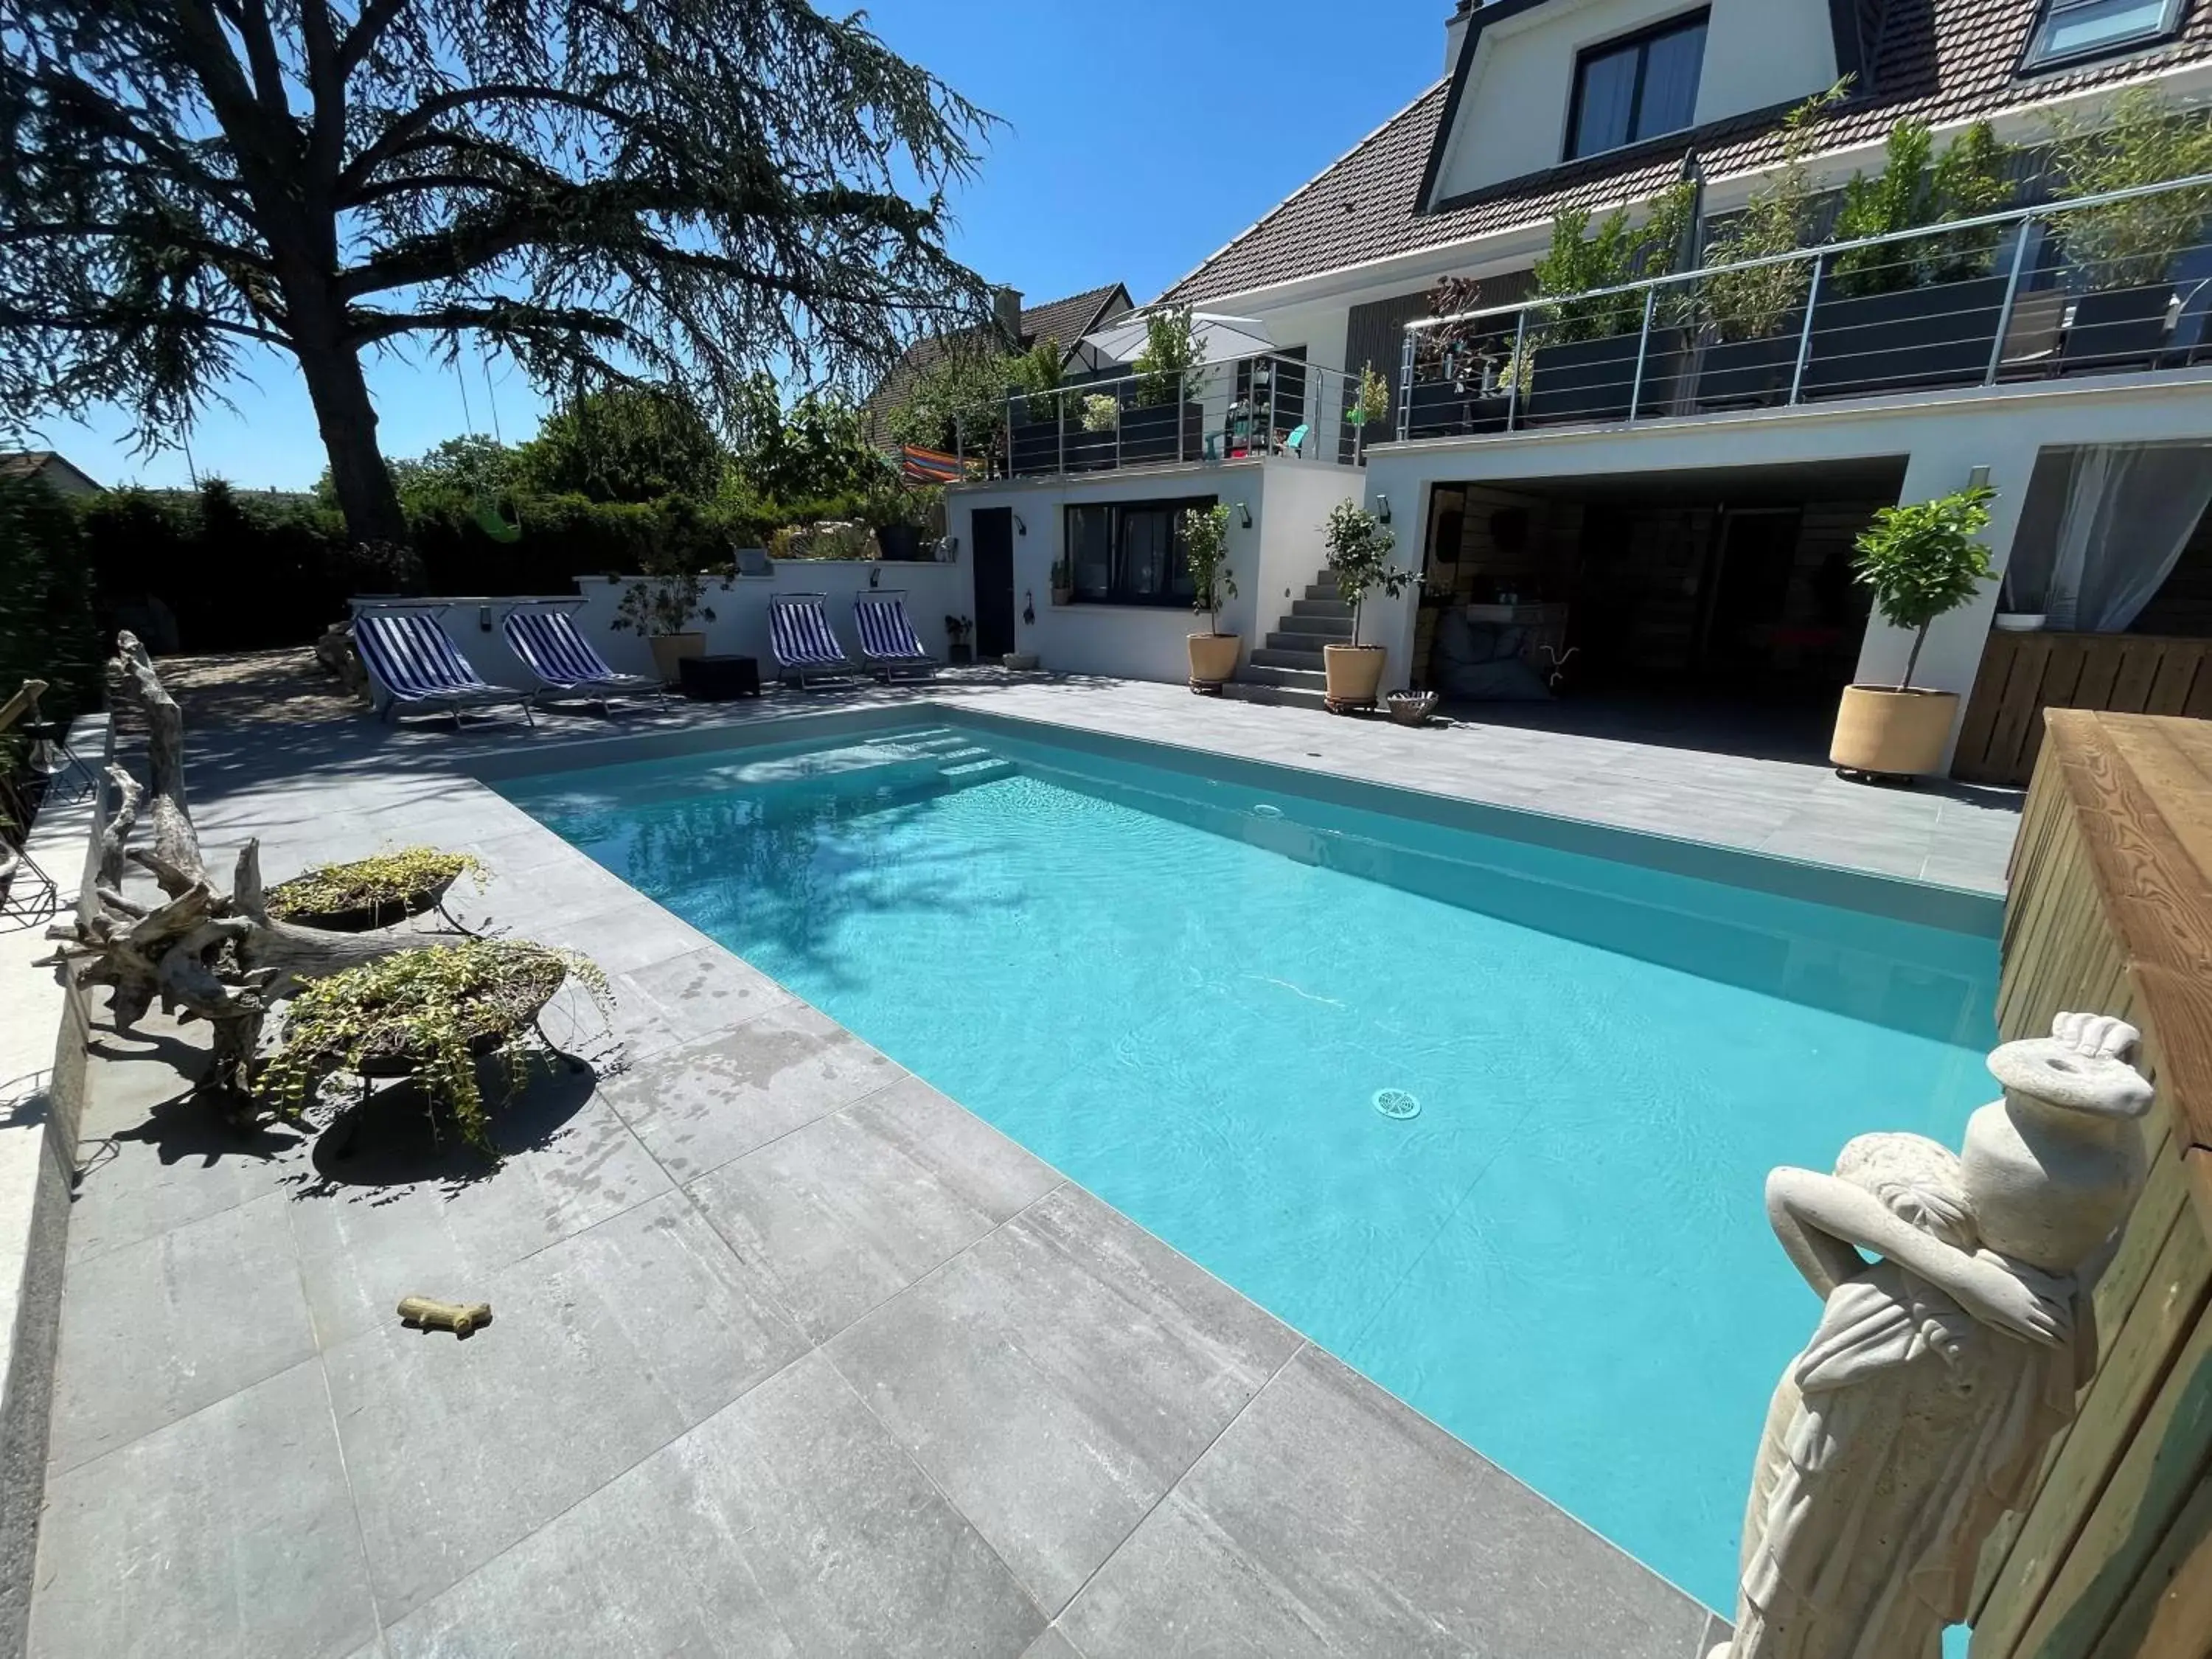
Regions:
[[612, 548, 723, 683], [1320, 500, 1416, 713], [1831, 483, 1995, 780], [1181, 503, 1239, 692], [2048, 90, 2212, 371]]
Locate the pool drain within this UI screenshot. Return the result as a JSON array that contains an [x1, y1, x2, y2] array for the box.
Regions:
[[1372, 1088, 1421, 1121]]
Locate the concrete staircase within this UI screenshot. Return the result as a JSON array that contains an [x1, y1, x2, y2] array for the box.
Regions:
[[1232, 571, 1349, 710]]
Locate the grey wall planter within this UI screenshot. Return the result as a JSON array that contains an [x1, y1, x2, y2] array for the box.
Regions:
[[1803, 275, 2011, 397], [1693, 324, 1804, 409], [1525, 328, 1686, 425], [2061, 282, 2175, 375]]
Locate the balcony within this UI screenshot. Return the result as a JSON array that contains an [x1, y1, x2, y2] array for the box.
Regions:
[[1394, 170, 2212, 442], [959, 353, 1369, 480]]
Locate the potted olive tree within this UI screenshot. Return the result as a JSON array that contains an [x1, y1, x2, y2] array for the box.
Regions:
[[2049, 90, 2212, 370], [612, 548, 723, 683], [1320, 500, 1415, 712], [1181, 503, 1239, 691], [1831, 483, 1995, 780]]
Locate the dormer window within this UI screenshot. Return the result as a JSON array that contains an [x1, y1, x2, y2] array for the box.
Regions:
[[1565, 10, 1710, 161], [2023, 0, 2185, 69]]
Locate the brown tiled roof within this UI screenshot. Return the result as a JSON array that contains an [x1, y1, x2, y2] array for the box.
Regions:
[[1162, 0, 2212, 305], [862, 282, 1133, 446]]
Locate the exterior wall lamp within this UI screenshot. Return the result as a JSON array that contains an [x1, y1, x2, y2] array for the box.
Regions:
[[1237, 502, 1253, 529], [1013, 512, 1027, 535], [1377, 495, 1392, 524]]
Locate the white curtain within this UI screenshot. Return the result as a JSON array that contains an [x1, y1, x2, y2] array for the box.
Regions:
[[2042, 443, 2212, 633]]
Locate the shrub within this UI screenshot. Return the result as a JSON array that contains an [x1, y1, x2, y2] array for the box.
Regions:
[[1180, 504, 1235, 634], [1852, 484, 1996, 689], [1702, 82, 1850, 339], [1132, 307, 1204, 406], [0, 476, 101, 734], [1829, 119, 2014, 296], [1529, 178, 1699, 342], [2049, 88, 2212, 288], [1321, 501, 1414, 647]]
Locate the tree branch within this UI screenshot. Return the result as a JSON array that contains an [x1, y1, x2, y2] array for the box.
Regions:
[[336, 85, 634, 200]]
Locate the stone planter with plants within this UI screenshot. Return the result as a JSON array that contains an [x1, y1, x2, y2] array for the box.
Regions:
[[1831, 482, 1996, 781], [1320, 499, 1415, 713], [1521, 181, 1698, 426], [1123, 307, 1206, 464], [611, 552, 724, 683], [2048, 90, 2212, 372], [263, 939, 611, 1158], [1180, 502, 1239, 692], [1805, 118, 2015, 397], [265, 847, 488, 932]]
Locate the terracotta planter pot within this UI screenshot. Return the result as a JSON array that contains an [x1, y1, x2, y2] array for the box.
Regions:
[[1187, 632, 1241, 689], [647, 632, 706, 684], [1830, 685, 1960, 778], [1323, 643, 1387, 712]]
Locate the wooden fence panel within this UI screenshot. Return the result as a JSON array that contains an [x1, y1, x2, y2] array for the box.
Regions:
[[1953, 635, 2212, 788], [1969, 712, 2212, 1659]]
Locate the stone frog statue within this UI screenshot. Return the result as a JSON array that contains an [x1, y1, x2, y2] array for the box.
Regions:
[[1713, 1012, 2154, 1659]]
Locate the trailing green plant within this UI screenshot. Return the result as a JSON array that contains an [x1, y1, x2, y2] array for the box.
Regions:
[[261, 939, 611, 1156], [1321, 500, 1413, 647], [1851, 484, 1996, 689], [1529, 179, 1700, 342], [1080, 393, 1120, 434], [1829, 119, 2014, 296], [1132, 306, 1204, 406], [1179, 504, 1235, 634], [1702, 81, 1851, 340], [264, 848, 487, 924], [2048, 88, 2212, 288]]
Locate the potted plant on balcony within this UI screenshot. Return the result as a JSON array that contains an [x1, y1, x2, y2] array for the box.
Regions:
[[1320, 499, 1415, 712], [1831, 483, 1996, 781], [1806, 118, 2017, 396], [1697, 84, 1844, 408], [1523, 180, 1698, 425], [1122, 306, 1206, 462], [612, 548, 723, 683], [1181, 503, 1239, 692], [1408, 276, 1489, 437], [2048, 90, 2212, 372]]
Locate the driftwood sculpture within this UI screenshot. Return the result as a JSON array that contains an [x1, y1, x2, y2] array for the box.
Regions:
[[44, 633, 408, 1113]]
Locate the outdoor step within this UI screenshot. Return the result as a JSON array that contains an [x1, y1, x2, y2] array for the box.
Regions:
[[1269, 616, 1353, 642], [1304, 583, 1341, 601], [1239, 663, 1328, 690], [939, 757, 1015, 783], [1250, 647, 1327, 672], [1291, 597, 1352, 619]]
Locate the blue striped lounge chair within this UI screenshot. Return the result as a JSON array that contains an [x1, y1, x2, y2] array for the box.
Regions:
[[768, 593, 858, 689], [501, 605, 664, 713], [851, 590, 938, 681], [352, 608, 535, 728]]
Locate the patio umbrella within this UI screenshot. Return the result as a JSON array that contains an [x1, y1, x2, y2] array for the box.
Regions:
[[1081, 310, 1276, 366]]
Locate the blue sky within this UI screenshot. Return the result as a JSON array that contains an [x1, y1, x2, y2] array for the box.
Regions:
[[42, 0, 1444, 492]]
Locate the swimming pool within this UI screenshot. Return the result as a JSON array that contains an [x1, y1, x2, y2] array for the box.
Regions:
[[504, 715, 2001, 1614]]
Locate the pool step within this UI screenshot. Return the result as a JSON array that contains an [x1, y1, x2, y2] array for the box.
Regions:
[[939, 757, 1015, 782]]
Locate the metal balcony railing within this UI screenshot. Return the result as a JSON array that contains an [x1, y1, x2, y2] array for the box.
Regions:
[[952, 352, 1371, 479], [1394, 169, 2212, 442]]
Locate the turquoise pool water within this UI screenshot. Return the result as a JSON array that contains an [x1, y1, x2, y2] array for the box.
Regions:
[[504, 720, 2001, 1613]]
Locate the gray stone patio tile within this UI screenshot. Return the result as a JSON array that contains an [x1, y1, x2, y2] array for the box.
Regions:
[[67, 1094, 309, 1265], [46, 1190, 315, 1474], [1759, 824, 1933, 880], [324, 1191, 807, 1622], [513, 897, 717, 977], [1705, 1612, 1734, 1652], [595, 1003, 900, 1180], [686, 1074, 1061, 1342], [1020, 1630, 1088, 1659], [290, 1091, 675, 1346], [30, 1358, 377, 1659], [613, 943, 799, 1060], [1062, 1346, 1711, 1659], [825, 1183, 1301, 1614], [382, 1351, 1045, 1659]]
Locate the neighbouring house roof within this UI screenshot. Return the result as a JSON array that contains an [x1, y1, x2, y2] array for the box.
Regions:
[[1161, 0, 2212, 307], [0, 450, 102, 495], [863, 282, 1135, 448]]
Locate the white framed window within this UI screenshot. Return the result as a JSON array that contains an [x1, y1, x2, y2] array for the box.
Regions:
[[2023, 0, 2186, 69]]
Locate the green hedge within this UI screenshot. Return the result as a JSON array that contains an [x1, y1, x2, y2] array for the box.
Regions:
[[0, 477, 102, 723]]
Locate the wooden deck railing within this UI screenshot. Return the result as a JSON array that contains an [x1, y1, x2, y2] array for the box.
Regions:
[[1969, 710, 2212, 1659]]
